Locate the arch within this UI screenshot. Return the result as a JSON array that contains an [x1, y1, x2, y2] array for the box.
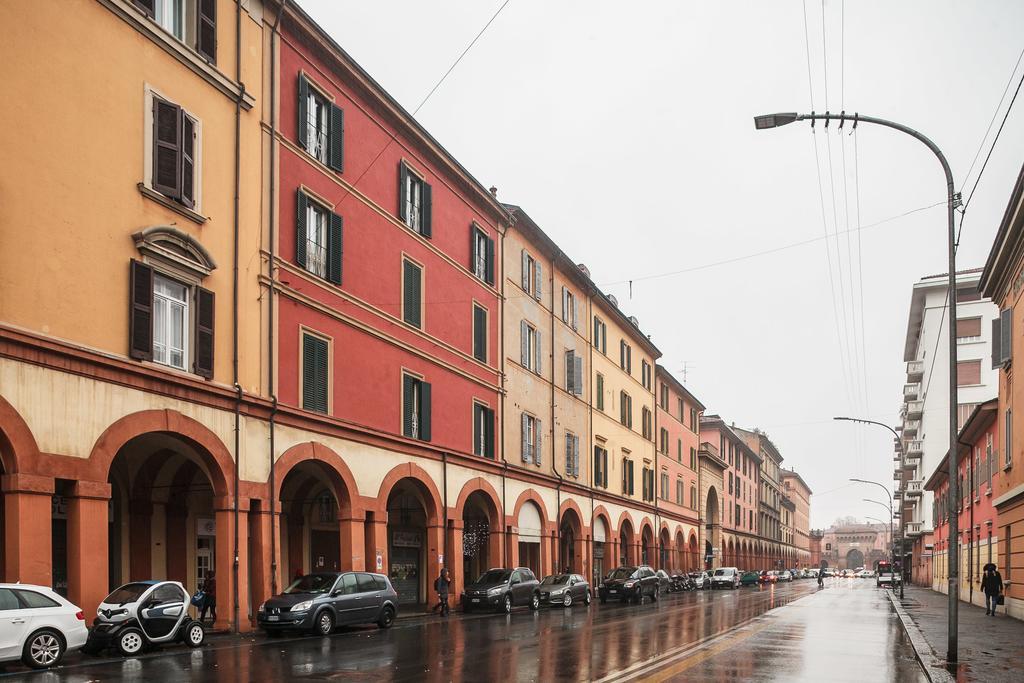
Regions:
[[132, 226, 218, 277], [377, 462, 443, 525], [275, 442, 360, 516], [593, 505, 613, 536], [512, 489, 551, 530], [453, 477, 502, 522], [705, 486, 720, 525], [0, 394, 40, 473], [558, 498, 587, 531], [89, 410, 233, 497]]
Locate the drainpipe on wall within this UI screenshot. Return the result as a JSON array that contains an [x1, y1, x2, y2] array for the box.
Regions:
[[588, 292, 595, 583], [231, 0, 245, 635], [549, 259, 562, 571], [498, 227, 508, 562], [653, 385, 659, 568], [267, 0, 288, 600], [442, 452, 449, 570]]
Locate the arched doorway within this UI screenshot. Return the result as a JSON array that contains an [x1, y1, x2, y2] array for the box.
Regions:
[[462, 490, 500, 585], [674, 530, 685, 571], [387, 478, 435, 607], [659, 527, 671, 570], [705, 487, 720, 568], [278, 459, 352, 581], [846, 548, 865, 570], [592, 515, 609, 585], [619, 519, 635, 566], [517, 501, 544, 576], [640, 524, 654, 566], [558, 507, 583, 574]]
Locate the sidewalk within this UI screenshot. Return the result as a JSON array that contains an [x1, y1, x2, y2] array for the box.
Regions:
[[896, 585, 1024, 682]]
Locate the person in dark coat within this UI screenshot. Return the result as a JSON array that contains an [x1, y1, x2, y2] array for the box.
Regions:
[[200, 571, 217, 624], [433, 568, 451, 617], [981, 564, 1003, 616]]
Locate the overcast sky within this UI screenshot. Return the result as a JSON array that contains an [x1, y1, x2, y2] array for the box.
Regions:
[[300, 0, 1024, 528]]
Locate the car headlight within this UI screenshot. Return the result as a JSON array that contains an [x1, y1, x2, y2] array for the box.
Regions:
[[549, 588, 565, 597], [487, 587, 503, 596], [624, 581, 637, 588], [290, 600, 313, 612]]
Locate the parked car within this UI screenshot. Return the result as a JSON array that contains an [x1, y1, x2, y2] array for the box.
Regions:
[[598, 566, 660, 603], [463, 567, 540, 613], [775, 570, 793, 583], [84, 580, 205, 657], [758, 570, 777, 584], [655, 569, 674, 593], [0, 583, 88, 669], [876, 562, 900, 588], [538, 573, 591, 607], [740, 571, 761, 586], [257, 572, 398, 635], [710, 567, 741, 590], [689, 571, 711, 589]]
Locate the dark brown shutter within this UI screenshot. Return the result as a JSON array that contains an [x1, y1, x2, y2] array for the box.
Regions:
[[193, 287, 215, 379], [327, 212, 343, 285], [484, 407, 494, 459], [993, 317, 1002, 369], [196, 0, 217, 63], [153, 97, 181, 199], [129, 260, 154, 361], [180, 113, 195, 209], [419, 381, 432, 441], [297, 74, 309, 148], [421, 181, 432, 238], [398, 162, 409, 222], [133, 0, 155, 18], [328, 103, 344, 172], [1001, 308, 1012, 364], [295, 190, 308, 268], [484, 234, 495, 285]]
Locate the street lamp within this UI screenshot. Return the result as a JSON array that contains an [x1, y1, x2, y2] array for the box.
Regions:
[[866, 516, 895, 563], [762, 112, 960, 660], [852, 478, 895, 574]]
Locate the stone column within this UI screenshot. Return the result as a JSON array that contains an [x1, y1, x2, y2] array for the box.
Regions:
[[505, 527, 519, 568], [339, 516, 366, 571], [2, 473, 54, 586], [447, 520, 464, 599], [214, 501, 251, 633], [426, 524, 445, 602], [66, 480, 110, 619]]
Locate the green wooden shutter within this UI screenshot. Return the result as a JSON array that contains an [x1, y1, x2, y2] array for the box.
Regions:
[[473, 404, 483, 456], [419, 381, 431, 441], [129, 260, 154, 361], [421, 182, 432, 238], [402, 375, 415, 437], [473, 306, 487, 362], [596, 373, 604, 409], [328, 103, 344, 171], [297, 74, 309, 148], [398, 162, 409, 222], [628, 460, 634, 495], [993, 317, 1002, 368], [193, 286, 215, 379], [484, 234, 495, 285], [403, 260, 422, 327], [295, 190, 308, 269], [327, 212, 343, 285], [302, 334, 328, 413], [484, 407, 495, 459], [153, 97, 181, 199], [196, 0, 217, 63]]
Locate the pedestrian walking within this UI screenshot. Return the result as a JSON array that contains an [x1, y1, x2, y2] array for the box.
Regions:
[[982, 563, 1003, 616], [433, 567, 451, 617], [199, 570, 218, 625]]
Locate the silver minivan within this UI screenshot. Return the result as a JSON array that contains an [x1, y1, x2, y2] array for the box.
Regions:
[[710, 567, 741, 590]]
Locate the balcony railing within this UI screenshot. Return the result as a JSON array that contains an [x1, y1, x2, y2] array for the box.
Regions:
[[906, 521, 923, 535], [907, 360, 924, 382], [905, 440, 923, 456], [904, 383, 921, 400], [903, 420, 920, 437], [905, 400, 924, 419], [906, 480, 924, 497]]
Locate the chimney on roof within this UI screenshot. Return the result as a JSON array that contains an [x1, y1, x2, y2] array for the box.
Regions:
[[578, 263, 591, 278], [489, 186, 498, 197], [607, 294, 618, 308], [628, 315, 639, 328]]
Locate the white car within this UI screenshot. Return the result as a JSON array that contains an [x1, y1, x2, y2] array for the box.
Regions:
[[710, 567, 741, 590], [688, 571, 711, 589], [0, 583, 88, 669]]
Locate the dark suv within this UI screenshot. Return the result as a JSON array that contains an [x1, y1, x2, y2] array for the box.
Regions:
[[598, 566, 660, 604], [462, 567, 540, 613], [257, 572, 398, 635]]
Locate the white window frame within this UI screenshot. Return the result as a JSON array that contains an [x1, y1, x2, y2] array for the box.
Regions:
[[473, 230, 488, 281], [153, 273, 190, 371], [404, 172, 424, 233], [305, 88, 329, 163], [305, 201, 328, 278], [156, 0, 186, 41], [525, 324, 538, 372]]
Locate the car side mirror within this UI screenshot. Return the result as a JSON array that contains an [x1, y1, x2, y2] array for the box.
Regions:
[[331, 589, 342, 597], [510, 578, 520, 585]]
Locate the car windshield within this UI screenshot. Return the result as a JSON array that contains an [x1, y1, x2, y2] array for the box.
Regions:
[[105, 583, 152, 606], [474, 569, 512, 585], [284, 574, 337, 595], [540, 574, 569, 586], [608, 568, 638, 580], [714, 569, 733, 577]]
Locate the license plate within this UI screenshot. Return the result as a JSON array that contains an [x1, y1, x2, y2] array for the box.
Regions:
[[267, 615, 279, 622], [609, 590, 617, 594], [471, 598, 480, 603]]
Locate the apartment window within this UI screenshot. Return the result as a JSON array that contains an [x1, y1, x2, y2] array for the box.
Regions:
[[596, 373, 605, 410], [521, 250, 542, 300], [728, 471, 733, 494], [641, 360, 652, 390], [676, 479, 684, 505], [561, 287, 579, 330], [402, 374, 432, 441], [659, 428, 669, 455], [1006, 409, 1013, 468], [470, 304, 488, 363], [565, 432, 580, 477], [956, 287, 982, 303], [690, 408, 698, 431], [622, 458, 635, 495], [151, 95, 198, 209], [471, 227, 495, 285], [620, 392, 633, 428], [677, 438, 683, 463], [297, 76, 343, 170], [690, 485, 697, 509], [594, 446, 609, 488], [521, 414, 542, 465], [957, 316, 983, 343], [300, 332, 329, 413], [690, 447, 697, 470], [565, 350, 583, 396], [958, 402, 980, 431], [473, 403, 495, 458], [399, 161, 431, 237], [660, 472, 669, 501], [642, 407, 652, 439], [520, 321, 542, 374], [296, 191, 342, 284], [593, 317, 607, 354], [660, 383, 669, 410], [620, 340, 632, 374], [402, 259, 423, 328], [735, 504, 741, 526], [677, 397, 685, 422], [129, 260, 214, 378], [956, 360, 982, 386], [642, 466, 654, 502], [134, 0, 217, 62]]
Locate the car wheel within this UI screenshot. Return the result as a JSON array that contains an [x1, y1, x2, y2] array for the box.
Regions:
[[585, 591, 592, 605], [315, 610, 334, 636], [184, 621, 205, 648], [503, 595, 512, 614], [563, 592, 573, 607], [116, 627, 145, 657], [530, 593, 540, 611], [23, 629, 64, 669], [378, 605, 396, 629]]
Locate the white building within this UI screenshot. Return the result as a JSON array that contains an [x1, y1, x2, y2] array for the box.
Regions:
[[900, 269, 998, 565]]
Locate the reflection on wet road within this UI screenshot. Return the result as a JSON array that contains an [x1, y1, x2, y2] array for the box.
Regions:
[[0, 579, 924, 681]]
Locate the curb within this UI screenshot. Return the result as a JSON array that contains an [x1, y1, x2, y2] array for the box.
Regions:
[[885, 589, 955, 683]]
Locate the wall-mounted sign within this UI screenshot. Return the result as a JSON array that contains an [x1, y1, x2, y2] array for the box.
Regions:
[[376, 551, 383, 571]]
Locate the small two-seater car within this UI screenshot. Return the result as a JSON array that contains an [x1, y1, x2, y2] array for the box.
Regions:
[[84, 581, 204, 657], [462, 567, 541, 613], [537, 573, 591, 607], [258, 572, 399, 635]]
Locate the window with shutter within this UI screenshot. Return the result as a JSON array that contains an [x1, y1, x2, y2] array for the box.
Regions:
[[1001, 308, 1012, 365], [402, 259, 423, 328], [473, 305, 487, 363], [328, 103, 344, 172], [129, 260, 154, 361], [956, 360, 982, 386], [301, 332, 330, 413], [565, 350, 574, 393], [196, 0, 217, 62], [993, 317, 1003, 368], [153, 97, 181, 199], [956, 316, 982, 340], [472, 228, 490, 283], [327, 212, 343, 285], [573, 353, 583, 396], [399, 162, 430, 236], [533, 261, 542, 301], [193, 286, 215, 378], [473, 403, 494, 458], [596, 373, 604, 410], [401, 374, 430, 441], [534, 329, 542, 375]]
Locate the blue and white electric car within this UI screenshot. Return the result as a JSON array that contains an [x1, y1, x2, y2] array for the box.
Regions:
[[83, 580, 205, 656]]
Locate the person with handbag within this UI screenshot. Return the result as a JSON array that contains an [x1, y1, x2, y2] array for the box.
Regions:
[[981, 563, 1003, 616]]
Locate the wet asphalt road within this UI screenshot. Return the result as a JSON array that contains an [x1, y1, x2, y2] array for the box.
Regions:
[[0, 578, 924, 682]]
